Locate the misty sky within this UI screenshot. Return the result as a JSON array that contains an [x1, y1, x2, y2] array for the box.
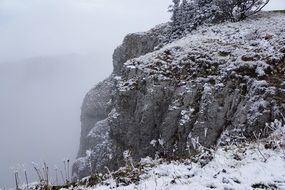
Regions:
[[0, 0, 171, 188], [0, 0, 171, 63], [0, 0, 284, 188]]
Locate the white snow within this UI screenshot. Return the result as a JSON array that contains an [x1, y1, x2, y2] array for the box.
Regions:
[[60, 140, 285, 190], [121, 12, 285, 89], [150, 140, 157, 147]]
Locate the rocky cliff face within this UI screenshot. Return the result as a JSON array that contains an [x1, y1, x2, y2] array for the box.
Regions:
[[73, 12, 285, 179]]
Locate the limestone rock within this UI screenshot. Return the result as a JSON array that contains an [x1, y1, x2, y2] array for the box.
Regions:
[[73, 12, 285, 179]]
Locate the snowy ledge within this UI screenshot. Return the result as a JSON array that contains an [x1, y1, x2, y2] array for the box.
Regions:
[[61, 127, 285, 190]]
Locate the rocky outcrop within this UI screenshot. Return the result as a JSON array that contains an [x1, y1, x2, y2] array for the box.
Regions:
[[113, 23, 170, 74], [73, 12, 285, 179]]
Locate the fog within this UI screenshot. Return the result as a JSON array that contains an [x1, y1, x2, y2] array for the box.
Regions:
[[0, 0, 284, 188], [0, 0, 171, 187], [0, 54, 113, 188]]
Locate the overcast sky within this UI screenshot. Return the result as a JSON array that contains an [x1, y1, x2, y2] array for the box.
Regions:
[[0, 0, 284, 188], [0, 0, 284, 63], [0, 0, 171, 63]]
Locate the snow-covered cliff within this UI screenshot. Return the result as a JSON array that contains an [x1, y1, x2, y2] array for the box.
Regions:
[[73, 11, 285, 185]]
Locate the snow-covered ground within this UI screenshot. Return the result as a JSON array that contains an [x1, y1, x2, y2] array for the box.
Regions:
[[123, 11, 285, 82], [61, 146, 285, 190], [60, 125, 285, 190]]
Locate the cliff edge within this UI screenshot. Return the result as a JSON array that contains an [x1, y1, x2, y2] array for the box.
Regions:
[[73, 12, 285, 179]]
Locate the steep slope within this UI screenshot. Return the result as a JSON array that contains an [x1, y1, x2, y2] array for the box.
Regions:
[[65, 127, 285, 189], [73, 12, 285, 180]]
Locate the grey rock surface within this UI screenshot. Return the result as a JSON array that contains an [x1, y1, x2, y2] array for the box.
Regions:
[[73, 12, 285, 179], [113, 23, 170, 74]]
